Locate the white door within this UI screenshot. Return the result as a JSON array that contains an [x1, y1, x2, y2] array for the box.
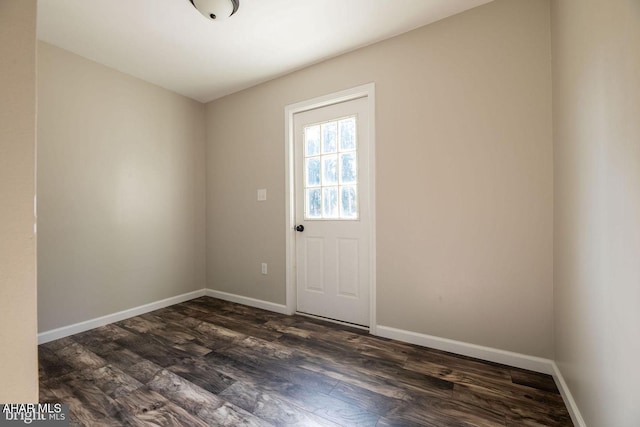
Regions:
[[294, 97, 371, 326]]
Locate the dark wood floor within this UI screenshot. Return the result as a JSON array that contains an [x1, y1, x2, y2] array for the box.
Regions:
[[39, 297, 573, 426]]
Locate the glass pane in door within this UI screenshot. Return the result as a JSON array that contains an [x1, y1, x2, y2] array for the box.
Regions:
[[303, 115, 359, 220]]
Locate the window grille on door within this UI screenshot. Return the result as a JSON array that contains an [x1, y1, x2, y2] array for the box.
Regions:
[[303, 116, 358, 220]]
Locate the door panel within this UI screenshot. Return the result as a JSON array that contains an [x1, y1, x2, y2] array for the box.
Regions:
[[304, 237, 324, 292], [294, 97, 370, 326], [337, 238, 359, 297]]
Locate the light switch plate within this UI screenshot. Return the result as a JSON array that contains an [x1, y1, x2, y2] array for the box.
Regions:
[[257, 189, 267, 201]]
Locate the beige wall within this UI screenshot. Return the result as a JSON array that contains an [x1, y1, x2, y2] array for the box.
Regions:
[[0, 0, 39, 402], [552, 0, 640, 425], [206, 0, 554, 357], [37, 43, 206, 332]]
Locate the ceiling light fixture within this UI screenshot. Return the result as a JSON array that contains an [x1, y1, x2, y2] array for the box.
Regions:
[[189, 0, 240, 21]]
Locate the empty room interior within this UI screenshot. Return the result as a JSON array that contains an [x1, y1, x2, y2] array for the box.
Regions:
[[1, 0, 639, 426]]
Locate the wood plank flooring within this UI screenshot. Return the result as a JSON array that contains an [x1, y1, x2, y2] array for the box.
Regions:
[[39, 297, 573, 426]]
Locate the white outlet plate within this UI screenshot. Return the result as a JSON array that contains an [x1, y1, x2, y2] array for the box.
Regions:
[[261, 263, 268, 275], [257, 189, 267, 201]]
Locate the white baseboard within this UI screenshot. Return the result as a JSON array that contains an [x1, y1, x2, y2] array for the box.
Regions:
[[37, 288, 287, 344], [36, 288, 585, 426], [205, 289, 289, 315], [376, 325, 554, 374], [376, 325, 587, 426], [38, 289, 206, 344], [551, 362, 587, 427]]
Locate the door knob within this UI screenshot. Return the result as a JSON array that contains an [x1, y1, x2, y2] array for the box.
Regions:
[[296, 225, 304, 232]]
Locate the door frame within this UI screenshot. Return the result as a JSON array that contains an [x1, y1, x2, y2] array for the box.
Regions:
[[284, 83, 376, 333]]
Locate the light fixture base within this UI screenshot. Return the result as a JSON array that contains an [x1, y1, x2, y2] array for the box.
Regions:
[[189, 0, 240, 21]]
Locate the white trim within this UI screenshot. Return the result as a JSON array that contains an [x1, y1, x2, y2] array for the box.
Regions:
[[286, 84, 376, 114], [36, 284, 585, 425], [38, 289, 206, 344], [376, 325, 586, 425], [284, 83, 377, 326], [551, 362, 587, 427], [205, 289, 289, 315], [284, 96, 296, 315], [376, 325, 554, 374], [366, 86, 377, 334]]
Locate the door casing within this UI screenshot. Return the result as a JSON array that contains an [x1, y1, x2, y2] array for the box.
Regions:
[[284, 83, 376, 333]]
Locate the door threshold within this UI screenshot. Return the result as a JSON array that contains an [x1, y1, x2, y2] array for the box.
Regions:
[[295, 311, 369, 331]]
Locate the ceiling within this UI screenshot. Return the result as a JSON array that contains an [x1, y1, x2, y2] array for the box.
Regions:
[[37, 0, 492, 103]]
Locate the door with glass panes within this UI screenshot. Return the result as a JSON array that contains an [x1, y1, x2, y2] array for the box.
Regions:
[[294, 97, 370, 326]]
